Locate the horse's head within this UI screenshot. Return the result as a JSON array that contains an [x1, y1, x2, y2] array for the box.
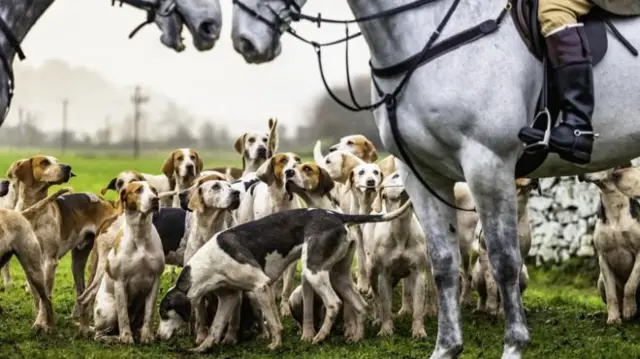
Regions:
[[231, 0, 305, 63], [118, 0, 222, 51]]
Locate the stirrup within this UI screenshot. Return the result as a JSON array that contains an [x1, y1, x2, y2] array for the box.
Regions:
[[522, 108, 551, 153]]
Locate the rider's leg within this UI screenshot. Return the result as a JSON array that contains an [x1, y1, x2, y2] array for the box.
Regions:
[[539, 0, 595, 165]]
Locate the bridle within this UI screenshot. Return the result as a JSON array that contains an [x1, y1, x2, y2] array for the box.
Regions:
[[0, 11, 27, 123], [233, 0, 514, 212], [111, 0, 178, 40]]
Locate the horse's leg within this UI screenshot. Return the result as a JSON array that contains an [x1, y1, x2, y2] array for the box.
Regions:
[[401, 168, 462, 358], [464, 159, 530, 358]]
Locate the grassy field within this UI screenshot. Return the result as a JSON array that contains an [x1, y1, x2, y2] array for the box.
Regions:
[[1, 150, 640, 358]]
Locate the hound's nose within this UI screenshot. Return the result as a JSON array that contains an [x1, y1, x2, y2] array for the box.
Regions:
[[185, 164, 195, 175], [257, 146, 268, 158], [285, 169, 295, 179], [366, 179, 376, 187]]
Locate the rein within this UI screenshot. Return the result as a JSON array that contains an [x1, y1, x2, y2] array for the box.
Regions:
[[235, 0, 517, 212], [111, 0, 178, 39], [0, 11, 27, 123]]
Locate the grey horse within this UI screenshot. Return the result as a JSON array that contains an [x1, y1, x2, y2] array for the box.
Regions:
[[230, 0, 640, 358], [0, 0, 222, 128]]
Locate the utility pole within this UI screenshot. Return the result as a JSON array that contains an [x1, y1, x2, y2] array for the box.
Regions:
[[131, 86, 148, 158], [61, 98, 69, 154]]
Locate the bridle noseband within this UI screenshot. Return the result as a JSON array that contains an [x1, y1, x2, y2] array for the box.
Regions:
[[0, 13, 26, 122], [233, 0, 513, 212], [111, 0, 178, 40]]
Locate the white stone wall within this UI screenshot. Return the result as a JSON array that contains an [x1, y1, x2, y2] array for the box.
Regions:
[[528, 176, 601, 265]]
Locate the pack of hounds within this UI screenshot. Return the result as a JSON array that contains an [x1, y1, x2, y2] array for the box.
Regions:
[[1, 118, 638, 351]]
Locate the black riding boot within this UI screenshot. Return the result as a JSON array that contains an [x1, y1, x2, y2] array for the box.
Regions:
[[547, 25, 596, 164], [518, 25, 596, 165]]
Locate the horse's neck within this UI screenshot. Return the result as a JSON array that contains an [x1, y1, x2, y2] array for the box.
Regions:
[[347, 0, 499, 68], [0, 1, 54, 59]]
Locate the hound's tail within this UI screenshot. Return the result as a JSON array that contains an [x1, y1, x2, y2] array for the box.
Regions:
[[338, 199, 412, 225], [313, 140, 324, 164], [21, 187, 73, 216]]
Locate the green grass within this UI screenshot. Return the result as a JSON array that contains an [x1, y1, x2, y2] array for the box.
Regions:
[[0, 150, 639, 358]]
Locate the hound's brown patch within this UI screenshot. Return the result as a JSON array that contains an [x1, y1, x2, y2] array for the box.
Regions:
[[118, 182, 145, 215], [346, 135, 378, 163]]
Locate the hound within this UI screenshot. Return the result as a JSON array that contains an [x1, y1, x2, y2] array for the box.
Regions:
[[313, 142, 365, 214], [327, 134, 379, 163], [93, 181, 164, 344], [0, 176, 18, 286], [161, 148, 204, 208], [9, 156, 117, 320], [366, 171, 429, 339], [471, 178, 537, 315], [345, 162, 385, 293], [579, 165, 640, 324], [284, 162, 366, 342], [182, 174, 241, 264], [235, 151, 302, 316], [156, 192, 411, 352], [0, 187, 72, 332], [77, 172, 219, 330], [209, 118, 278, 179]]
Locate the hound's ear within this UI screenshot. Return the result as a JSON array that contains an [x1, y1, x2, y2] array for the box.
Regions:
[[13, 159, 34, 186], [192, 150, 204, 174], [117, 188, 126, 216], [346, 169, 355, 189], [340, 154, 359, 183], [161, 152, 176, 178], [372, 173, 384, 213], [317, 168, 335, 196], [188, 187, 204, 212], [267, 118, 279, 157], [101, 177, 117, 195], [234, 134, 246, 154], [364, 140, 378, 163], [378, 155, 396, 177], [256, 157, 276, 185]]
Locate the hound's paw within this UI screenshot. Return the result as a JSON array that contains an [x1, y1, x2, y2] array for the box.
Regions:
[[312, 332, 329, 344], [268, 338, 282, 350], [31, 322, 55, 334], [377, 324, 394, 337], [280, 302, 291, 317], [301, 330, 315, 342], [221, 334, 238, 345], [119, 332, 134, 345], [140, 329, 154, 344], [411, 325, 427, 339], [623, 302, 637, 320], [195, 332, 208, 346], [190, 339, 213, 353], [606, 315, 622, 325]]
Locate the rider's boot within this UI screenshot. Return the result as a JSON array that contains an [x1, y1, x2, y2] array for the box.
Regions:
[[519, 25, 596, 165], [547, 25, 596, 164]]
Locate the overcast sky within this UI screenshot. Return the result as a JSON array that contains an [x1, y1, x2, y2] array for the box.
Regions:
[[14, 0, 372, 135]]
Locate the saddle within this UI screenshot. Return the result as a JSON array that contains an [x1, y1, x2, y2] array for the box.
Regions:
[[509, 0, 639, 177]]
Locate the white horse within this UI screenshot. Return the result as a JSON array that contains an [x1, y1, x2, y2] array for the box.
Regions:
[[230, 0, 640, 358], [0, 0, 223, 128]]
